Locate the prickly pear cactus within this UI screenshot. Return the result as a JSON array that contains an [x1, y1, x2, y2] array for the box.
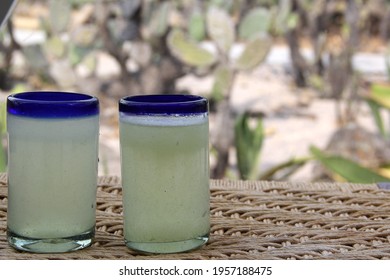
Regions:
[[239, 7, 271, 40], [206, 6, 235, 55], [148, 1, 171, 37], [167, 29, 216, 68], [44, 36, 66, 59], [189, 9, 206, 42], [235, 37, 272, 71], [49, 0, 71, 34]]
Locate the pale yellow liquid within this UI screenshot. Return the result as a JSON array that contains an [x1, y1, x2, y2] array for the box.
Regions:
[[120, 114, 210, 252], [7, 114, 99, 240]]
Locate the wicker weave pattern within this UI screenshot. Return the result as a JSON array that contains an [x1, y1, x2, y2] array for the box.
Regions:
[[1, 174, 390, 259]]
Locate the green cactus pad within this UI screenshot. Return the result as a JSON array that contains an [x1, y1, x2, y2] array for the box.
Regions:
[[49, 0, 71, 34], [189, 10, 206, 42], [235, 37, 272, 71], [206, 6, 235, 54], [167, 29, 216, 67], [149, 1, 170, 37], [23, 45, 49, 71], [44, 36, 66, 59], [239, 7, 271, 40], [68, 44, 91, 66], [273, 0, 292, 35]]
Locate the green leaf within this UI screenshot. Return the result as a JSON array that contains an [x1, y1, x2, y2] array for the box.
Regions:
[[310, 146, 389, 183], [167, 29, 216, 67], [260, 157, 312, 181], [206, 6, 235, 54], [367, 99, 387, 138], [235, 37, 271, 71], [368, 83, 390, 109], [238, 7, 271, 40], [235, 113, 264, 180]]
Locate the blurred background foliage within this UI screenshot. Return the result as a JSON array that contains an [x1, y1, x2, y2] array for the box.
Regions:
[[1, 0, 390, 183]]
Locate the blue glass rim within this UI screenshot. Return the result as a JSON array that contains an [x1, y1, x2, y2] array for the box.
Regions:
[[7, 91, 99, 118], [119, 94, 208, 116]]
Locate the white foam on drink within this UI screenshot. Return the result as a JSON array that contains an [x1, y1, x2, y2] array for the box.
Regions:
[[120, 113, 208, 126]]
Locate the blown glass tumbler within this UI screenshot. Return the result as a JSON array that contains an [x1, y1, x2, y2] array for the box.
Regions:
[[7, 91, 99, 253], [119, 94, 210, 253]]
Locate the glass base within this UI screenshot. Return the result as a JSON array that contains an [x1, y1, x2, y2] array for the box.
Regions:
[[125, 235, 209, 254], [7, 228, 95, 253]]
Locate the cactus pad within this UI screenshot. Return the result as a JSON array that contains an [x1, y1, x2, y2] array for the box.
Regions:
[[206, 6, 235, 54], [167, 29, 216, 67], [235, 37, 272, 71], [239, 7, 271, 40]]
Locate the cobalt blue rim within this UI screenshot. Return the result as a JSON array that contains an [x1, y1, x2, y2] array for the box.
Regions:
[[7, 91, 99, 118], [119, 94, 208, 116]]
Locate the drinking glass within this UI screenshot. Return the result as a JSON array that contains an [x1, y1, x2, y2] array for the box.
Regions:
[[7, 91, 99, 253], [119, 94, 210, 253]]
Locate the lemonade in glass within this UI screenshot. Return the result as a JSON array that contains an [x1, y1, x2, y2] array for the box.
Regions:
[[119, 94, 210, 253], [7, 91, 99, 253]]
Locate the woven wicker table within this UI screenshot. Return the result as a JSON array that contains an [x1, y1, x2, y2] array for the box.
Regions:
[[1, 174, 390, 259]]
